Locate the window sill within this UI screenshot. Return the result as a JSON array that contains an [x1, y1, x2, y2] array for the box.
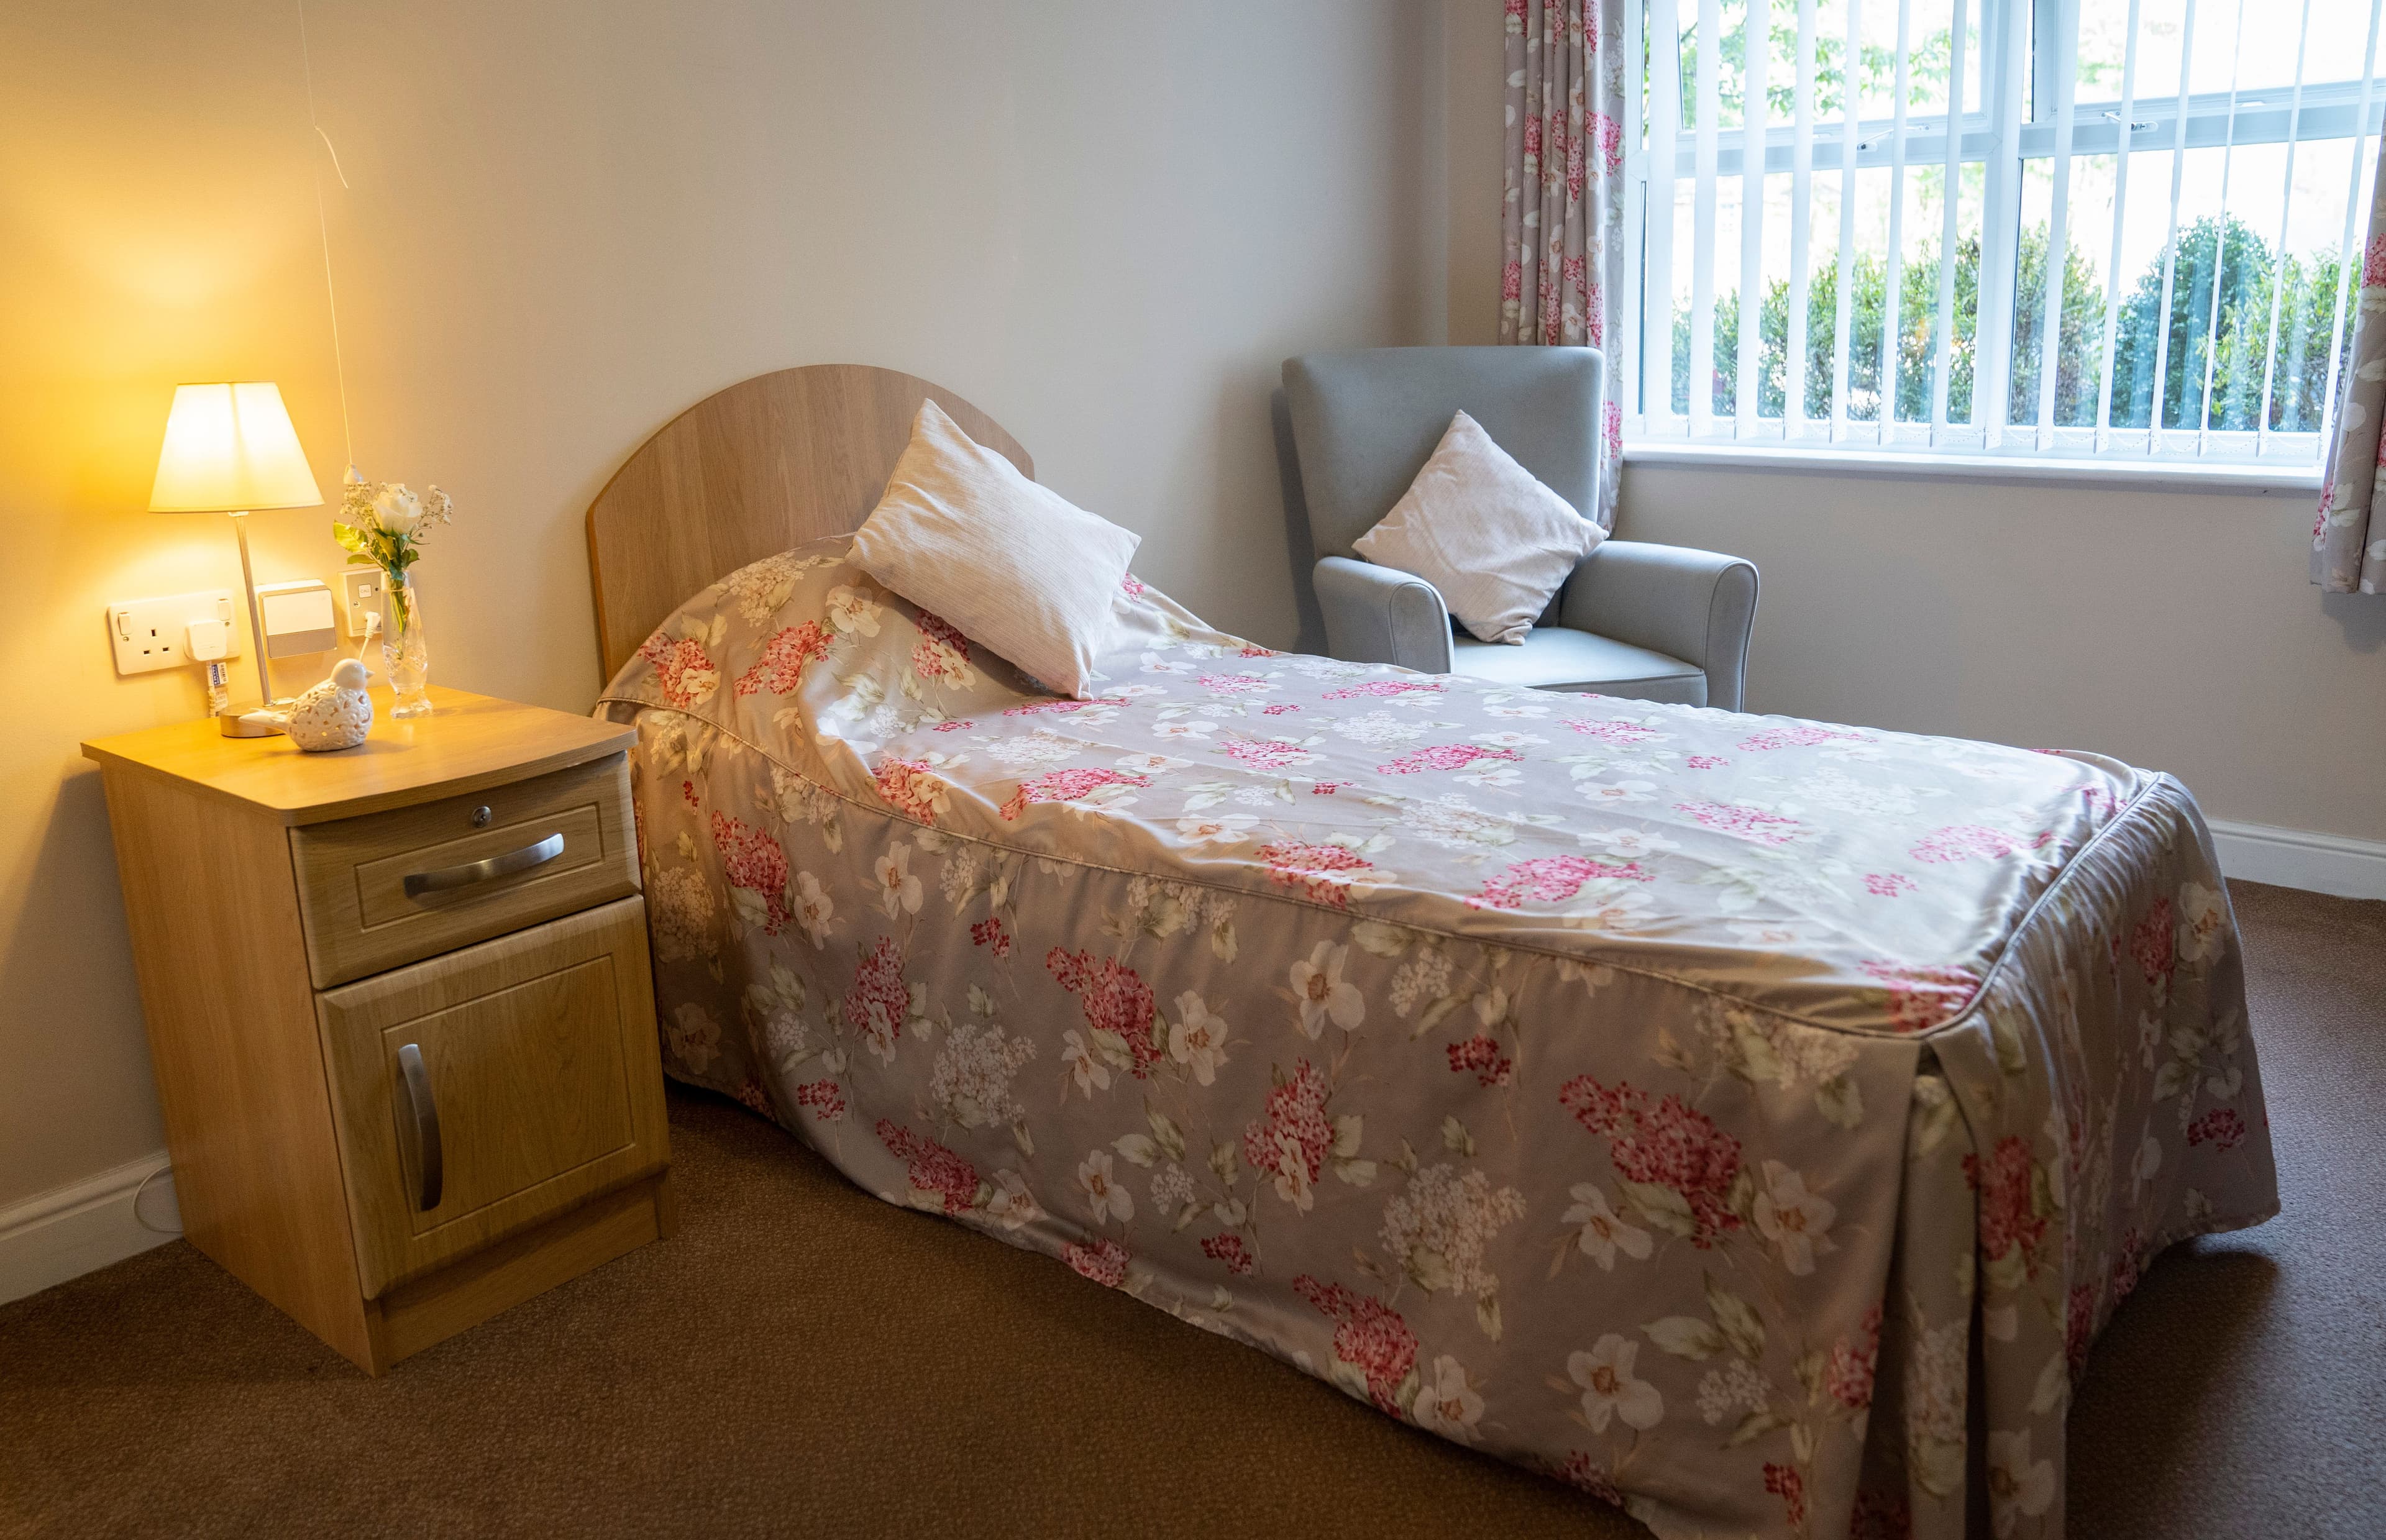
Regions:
[[1623, 440, 2326, 498]]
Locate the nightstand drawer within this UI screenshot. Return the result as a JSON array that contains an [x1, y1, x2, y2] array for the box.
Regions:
[[290, 752, 638, 987], [316, 895, 668, 1296]]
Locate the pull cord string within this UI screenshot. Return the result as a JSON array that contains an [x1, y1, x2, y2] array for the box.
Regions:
[[296, 0, 355, 471]]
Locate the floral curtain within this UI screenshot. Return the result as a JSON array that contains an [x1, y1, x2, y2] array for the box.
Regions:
[[2314, 132, 2386, 595], [1499, 0, 1629, 529]]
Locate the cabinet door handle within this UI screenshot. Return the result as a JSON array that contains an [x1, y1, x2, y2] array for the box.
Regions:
[[397, 1042, 443, 1211], [402, 831, 565, 901]]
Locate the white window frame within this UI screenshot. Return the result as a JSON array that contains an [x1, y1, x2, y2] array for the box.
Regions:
[[1621, 0, 2386, 485]]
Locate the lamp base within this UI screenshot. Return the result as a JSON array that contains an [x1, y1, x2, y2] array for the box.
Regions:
[[218, 706, 288, 738]]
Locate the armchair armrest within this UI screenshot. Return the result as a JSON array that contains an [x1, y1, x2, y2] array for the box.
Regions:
[[1559, 540, 1759, 711], [1314, 556, 1455, 675]]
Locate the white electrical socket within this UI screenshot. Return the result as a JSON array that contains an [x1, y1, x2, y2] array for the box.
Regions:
[[107, 590, 240, 676], [340, 568, 384, 637]]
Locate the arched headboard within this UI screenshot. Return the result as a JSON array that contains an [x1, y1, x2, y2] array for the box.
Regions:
[[585, 364, 1033, 680]]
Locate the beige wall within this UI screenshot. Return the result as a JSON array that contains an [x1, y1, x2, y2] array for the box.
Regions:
[[1437, 0, 2386, 841], [0, 0, 1447, 1210]]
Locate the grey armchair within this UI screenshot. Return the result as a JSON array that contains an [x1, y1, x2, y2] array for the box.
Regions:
[[1281, 347, 1758, 710]]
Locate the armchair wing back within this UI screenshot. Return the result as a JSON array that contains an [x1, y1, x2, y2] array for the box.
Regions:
[[1281, 346, 1606, 555]]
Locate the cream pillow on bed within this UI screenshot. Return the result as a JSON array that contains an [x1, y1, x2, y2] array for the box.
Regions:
[[1352, 410, 1603, 644], [851, 399, 1140, 699]]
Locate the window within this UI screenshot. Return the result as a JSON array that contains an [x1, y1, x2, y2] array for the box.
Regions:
[[1622, 0, 2385, 468]]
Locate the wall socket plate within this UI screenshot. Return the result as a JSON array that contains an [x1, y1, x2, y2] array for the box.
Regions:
[[107, 590, 239, 676], [339, 568, 384, 637]]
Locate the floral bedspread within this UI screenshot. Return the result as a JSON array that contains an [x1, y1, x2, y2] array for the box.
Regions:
[[598, 537, 2277, 1539]]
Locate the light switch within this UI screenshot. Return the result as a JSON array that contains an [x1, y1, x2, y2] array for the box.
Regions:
[[256, 580, 337, 658], [340, 568, 383, 637]]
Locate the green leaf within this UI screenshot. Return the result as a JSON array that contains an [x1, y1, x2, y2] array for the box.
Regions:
[[1620, 1179, 1694, 1237], [1146, 1109, 1186, 1163], [1704, 1273, 1767, 1362], [1728, 1408, 1790, 1446], [1643, 1315, 1726, 1360]]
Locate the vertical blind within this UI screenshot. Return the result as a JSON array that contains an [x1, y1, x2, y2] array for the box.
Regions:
[[1622, 0, 2386, 465]]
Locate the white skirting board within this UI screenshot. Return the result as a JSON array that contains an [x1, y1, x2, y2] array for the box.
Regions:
[[2208, 819, 2386, 902], [0, 1153, 181, 1307]]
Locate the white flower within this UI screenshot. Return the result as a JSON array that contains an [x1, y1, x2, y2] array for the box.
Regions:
[[1986, 1429, 2056, 1535], [1269, 1129, 1315, 1211], [1409, 1356, 1486, 1444], [2177, 880, 2229, 963], [825, 585, 883, 636], [1117, 751, 1187, 775], [792, 870, 835, 947], [1151, 719, 1215, 739], [983, 1170, 1040, 1231], [1061, 1029, 1110, 1096], [1176, 813, 1257, 845], [1570, 1334, 1663, 1433], [1579, 778, 1657, 805], [1579, 826, 1680, 859], [1752, 1159, 1838, 1275], [1150, 1164, 1198, 1216], [1381, 1164, 1527, 1298], [929, 1019, 1036, 1129], [1289, 941, 1365, 1038], [1168, 990, 1230, 1085], [874, 844, 922, 917], [1077, 1149, 1134, 1223], [648, 865, 716, 962], [665, 1002, 721, 1073], [370, 483, 425, 537], [1471, 731, 1547, 748], [1561, 1183, 1653, 1270]]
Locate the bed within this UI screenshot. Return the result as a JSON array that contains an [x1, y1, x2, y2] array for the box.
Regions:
[[587, 365, 2279, 1540]]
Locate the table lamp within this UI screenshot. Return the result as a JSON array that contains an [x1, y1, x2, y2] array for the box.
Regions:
[[148, 383, 324, 736]]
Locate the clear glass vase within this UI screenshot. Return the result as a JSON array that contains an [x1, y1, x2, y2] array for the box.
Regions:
[[380, 570, 433, 718]]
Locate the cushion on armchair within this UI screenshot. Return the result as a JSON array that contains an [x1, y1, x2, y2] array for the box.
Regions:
[[1351, 411, 1603, 644]]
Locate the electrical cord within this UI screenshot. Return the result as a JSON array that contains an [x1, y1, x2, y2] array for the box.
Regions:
[[131, 1162, 183, 1237]]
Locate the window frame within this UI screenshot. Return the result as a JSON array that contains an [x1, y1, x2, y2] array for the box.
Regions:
[[1621, 0, 2385, 476]]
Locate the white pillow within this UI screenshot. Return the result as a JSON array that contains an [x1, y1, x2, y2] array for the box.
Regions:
[[851, 399, 1140, 698], [1351, 410, 1604, 645]]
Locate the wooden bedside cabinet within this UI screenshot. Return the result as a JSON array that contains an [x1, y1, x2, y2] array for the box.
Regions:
[[83, 686, 673, 1375]]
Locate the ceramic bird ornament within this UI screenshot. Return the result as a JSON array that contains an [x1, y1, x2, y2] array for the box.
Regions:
[[286, 658, 375, 752]]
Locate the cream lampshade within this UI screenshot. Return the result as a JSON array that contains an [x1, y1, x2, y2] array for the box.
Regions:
[[149, 383, 323, 736]]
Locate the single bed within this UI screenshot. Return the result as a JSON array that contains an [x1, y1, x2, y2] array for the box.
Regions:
[[587, 365, 2278, 1540]]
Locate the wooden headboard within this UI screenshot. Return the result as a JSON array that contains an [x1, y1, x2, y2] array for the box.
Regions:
[[585, 363, 1033, 680]]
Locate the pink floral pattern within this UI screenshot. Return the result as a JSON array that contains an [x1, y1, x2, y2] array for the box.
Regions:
[[1048, 949, 1161, 1076], [1560, 1076, 1744, 1247], [1294, 1275, 1417, 1415], [1470, 853, 1650, 911], [710, 813, 791, 934], [871, 757, 946, 824], [603, 536, 2280, 1540], [734, 621, 831, 697]]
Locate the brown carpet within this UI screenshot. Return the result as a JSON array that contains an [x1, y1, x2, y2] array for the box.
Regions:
[[2, 881, 2379, 1539]]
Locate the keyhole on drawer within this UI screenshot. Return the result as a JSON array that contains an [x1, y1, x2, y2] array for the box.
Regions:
[[470, 806, 493, 827]]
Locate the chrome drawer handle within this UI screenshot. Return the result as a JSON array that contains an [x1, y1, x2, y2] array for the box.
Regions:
[[397, 1042, 443, 1212], [402, 831, 566, 901]]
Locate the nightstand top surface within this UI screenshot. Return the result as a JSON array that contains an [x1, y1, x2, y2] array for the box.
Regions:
[[82, 687, 635, 826]]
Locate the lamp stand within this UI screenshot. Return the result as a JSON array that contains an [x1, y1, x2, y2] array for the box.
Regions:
[[219, 510, 287, 738]]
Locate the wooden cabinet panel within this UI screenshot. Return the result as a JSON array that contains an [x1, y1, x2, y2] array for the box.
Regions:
[[291, 753, 638, 987], [317, 896, 667, 1296]]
